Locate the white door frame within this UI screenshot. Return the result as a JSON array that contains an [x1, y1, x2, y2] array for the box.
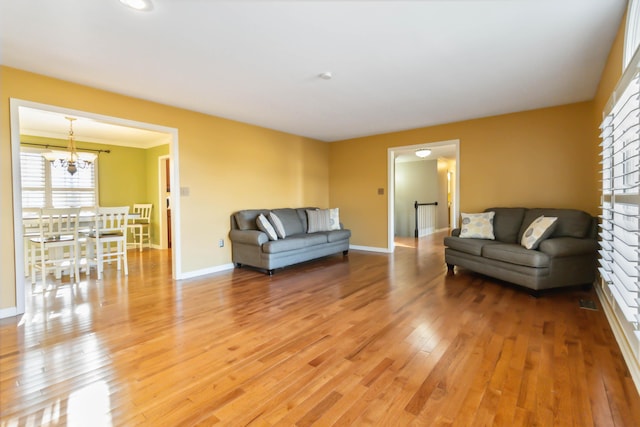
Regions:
[[387, 139, 460, 252], [9, 98, 182, 317], [158, 155, 170, 249]]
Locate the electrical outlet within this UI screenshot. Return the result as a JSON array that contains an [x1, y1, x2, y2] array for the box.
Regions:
[[218, 239, 224, 248]]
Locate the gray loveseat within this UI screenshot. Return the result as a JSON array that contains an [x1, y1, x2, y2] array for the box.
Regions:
[[230, 208, 351, 275], [444, 207, 598, 293]]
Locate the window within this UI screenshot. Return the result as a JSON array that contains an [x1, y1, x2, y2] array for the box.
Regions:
[[20, 148, 97, 210], [624, 0, 640, 70]]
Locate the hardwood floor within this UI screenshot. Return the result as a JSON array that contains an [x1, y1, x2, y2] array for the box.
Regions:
[[2, 231, 640, 426]]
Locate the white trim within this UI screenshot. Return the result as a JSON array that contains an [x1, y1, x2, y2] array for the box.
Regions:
[[0, 307, 19, 320], [624, 0, 640, 70], [595, 282, 640, 395], [387, 139, 460, 252], [349, 244, 393, 254], [158, 155, 170, 250], [7, 98, 182, 318], [177, 263, 235, 280]]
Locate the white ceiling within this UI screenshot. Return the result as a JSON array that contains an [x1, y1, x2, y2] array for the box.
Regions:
[[19, 107, 171, 149], [0, 0, 627, 143]]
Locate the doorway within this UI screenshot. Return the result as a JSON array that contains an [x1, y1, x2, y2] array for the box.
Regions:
[[387, 140, 459, 252], [9, 98, 181, 317]]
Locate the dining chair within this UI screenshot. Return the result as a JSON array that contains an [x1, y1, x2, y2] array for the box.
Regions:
[[86, 206, 130, 279], [127, 203, 152, 252], [29, 207, 81, 287]]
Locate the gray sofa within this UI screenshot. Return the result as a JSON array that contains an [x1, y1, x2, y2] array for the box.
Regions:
[[444, 207, 598, 293], [229, 208, 351, 275]]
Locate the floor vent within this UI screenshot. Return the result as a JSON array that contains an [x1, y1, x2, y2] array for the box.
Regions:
[[579, 299, 598, 310]]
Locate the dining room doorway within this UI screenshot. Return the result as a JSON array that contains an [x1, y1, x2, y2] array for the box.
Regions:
[[9, 98, 181, 317]]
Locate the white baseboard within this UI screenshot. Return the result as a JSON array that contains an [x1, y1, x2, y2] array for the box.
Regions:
[[0, 306, 19, 320], [349, 244, 393, 254], [176, 263, 235, 280], [595, 282, 640, 395]]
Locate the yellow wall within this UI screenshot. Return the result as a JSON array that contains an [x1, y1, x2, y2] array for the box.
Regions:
[[329, 102, 597, 249], [1, 66, 329, 311]]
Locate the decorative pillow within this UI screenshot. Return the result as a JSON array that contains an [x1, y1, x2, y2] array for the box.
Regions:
[[256, 214, 278, 240], [459, 212, 496, 239], [307, 209, 331, 233], [521, 216, 558, 250], [268, 212, 286, 239], [328, 208, 341, 230]]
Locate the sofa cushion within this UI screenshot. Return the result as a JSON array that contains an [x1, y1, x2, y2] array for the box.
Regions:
[[318, 229, 351, 243], [521, 216, 558, 250], [256, 214, 278, 240], [262, 233, 328, 254], [235, 209, 270, 231], [482, 243, 550, 268], [444, 236, 500, 256], [271, 208, 305, 236], [485, 208, 526, 243], [459, 211, 495, 239]]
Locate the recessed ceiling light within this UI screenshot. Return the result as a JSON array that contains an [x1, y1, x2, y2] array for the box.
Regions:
[[119, 0, 153, 11]]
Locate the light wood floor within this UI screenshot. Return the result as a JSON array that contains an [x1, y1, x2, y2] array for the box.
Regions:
[[2, 231, 640, 426]]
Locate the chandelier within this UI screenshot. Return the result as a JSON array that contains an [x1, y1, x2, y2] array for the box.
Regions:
[[42, 117, 95, 175]]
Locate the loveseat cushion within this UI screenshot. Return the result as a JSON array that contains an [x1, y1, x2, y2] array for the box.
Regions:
[[444, 236, 500, 256], [519, 209, 593, 239], [271, 208, 305, 236], [262, 233, 327, 254], [485, 207, 526, 243], [482, 243, 550, 268]]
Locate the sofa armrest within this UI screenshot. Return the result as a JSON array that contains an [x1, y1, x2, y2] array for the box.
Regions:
[[538, 237, 598, 257], [229, 229, 269, 246], [451, 228, 461, 237]]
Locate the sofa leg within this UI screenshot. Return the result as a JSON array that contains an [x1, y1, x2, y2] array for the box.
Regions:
[[235, 263, 242, 268], [446, 263, 454, 273], [268, 269, 274, 276], [343, 250, 349, 256]]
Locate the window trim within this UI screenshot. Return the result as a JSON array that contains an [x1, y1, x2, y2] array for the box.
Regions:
[[625, 0, 640, 70]]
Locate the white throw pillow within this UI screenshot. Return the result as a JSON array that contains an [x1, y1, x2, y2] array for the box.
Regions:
[[268, 212, 287, 239], [328, 208, 341, 230], [307, 209, 331, 233], [521, 216, 558, 249], [459, 212, 496, 239], [256, 214, 278, 240]]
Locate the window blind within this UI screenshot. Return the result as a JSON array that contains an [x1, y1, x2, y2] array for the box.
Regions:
[[599, 71, 640, 332], [20, 150, 97, 209]]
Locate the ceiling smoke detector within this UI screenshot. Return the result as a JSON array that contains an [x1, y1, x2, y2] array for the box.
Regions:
[[319, 72, 332, 80]]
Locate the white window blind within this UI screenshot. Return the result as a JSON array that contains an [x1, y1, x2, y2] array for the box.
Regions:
[[20, 149, 97, 209], [599, 71, 640, 333]]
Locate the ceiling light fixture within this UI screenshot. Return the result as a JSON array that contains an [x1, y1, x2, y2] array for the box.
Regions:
[[415, 148, 431, 158], [319, 72, 332, 80], [119, 0, 154, 11], [42, 117, 96, 176]]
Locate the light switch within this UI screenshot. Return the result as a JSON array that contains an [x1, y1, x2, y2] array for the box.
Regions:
[[378, 188, 384, 195]]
